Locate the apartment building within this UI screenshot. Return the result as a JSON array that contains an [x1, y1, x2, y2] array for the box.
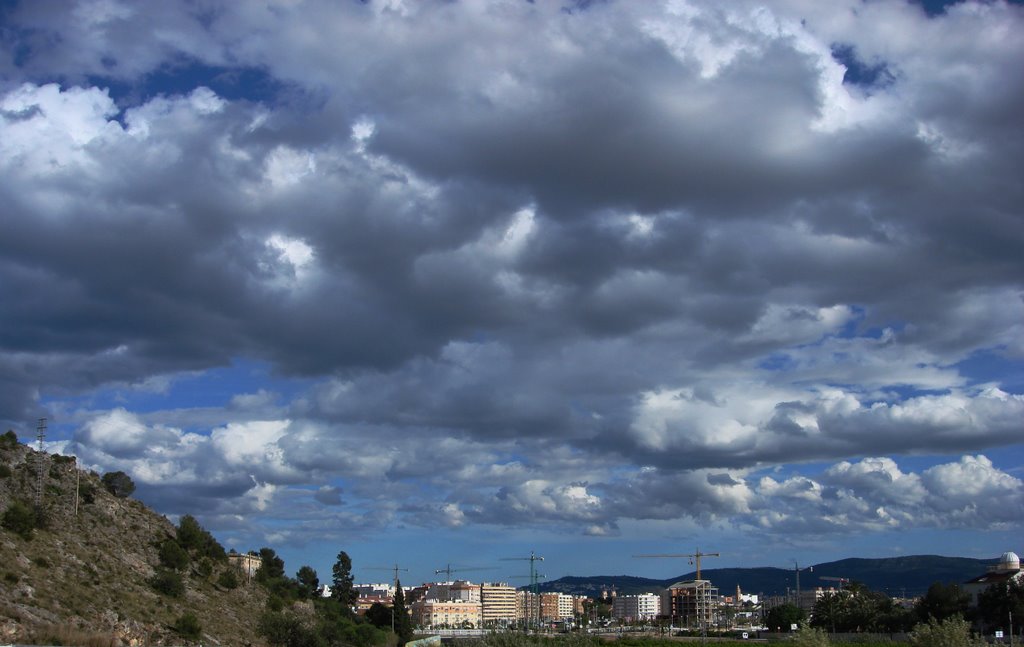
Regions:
[[480, 582, 518, 626], [411, 599, 482, 628], [540, 592, 576, 621], [355, 583, 396, 597], [517, 590, 540, 626], [612, 593, 661, 622]]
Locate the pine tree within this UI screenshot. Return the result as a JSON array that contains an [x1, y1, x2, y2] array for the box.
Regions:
[[393, 578, 413, 645], [296, 565, 319, 599], [331, 550, 357, 609]]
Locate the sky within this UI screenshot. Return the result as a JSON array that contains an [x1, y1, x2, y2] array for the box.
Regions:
[[1, 0, 1022, 589]]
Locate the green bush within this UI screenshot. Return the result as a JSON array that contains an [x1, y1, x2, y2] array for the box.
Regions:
[[173, 612, 203, 642], [217, 568, 240, 590], [2, 500, 37, 539], [101, 470, 136, 498], [149, 568, 185, 597], [158, 538, 190, 571], [909, 616, 986, 646], [0, 464, 11, 478], [196, 556, 213, 578], [259, 611, 323, 647], [787, 627, 831, 646], [79, 481, 97, 504], [177, 514, 227, 561], [0, 430, 18, 449]]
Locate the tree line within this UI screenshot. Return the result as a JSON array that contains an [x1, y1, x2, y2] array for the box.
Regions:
[[762, 578, 1024, 642], [252, 547, 413, 647]]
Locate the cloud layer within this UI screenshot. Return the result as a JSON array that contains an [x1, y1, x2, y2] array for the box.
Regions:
[[2, 0, 1022, 563]]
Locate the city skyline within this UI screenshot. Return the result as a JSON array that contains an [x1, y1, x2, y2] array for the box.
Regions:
[[1, 0, 1022, 586]]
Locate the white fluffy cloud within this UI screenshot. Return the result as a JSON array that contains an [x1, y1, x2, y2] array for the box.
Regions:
[[1, 0, 1022, 557]]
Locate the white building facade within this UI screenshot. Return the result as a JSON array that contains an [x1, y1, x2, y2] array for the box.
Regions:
[[612, 593, 661, 622]]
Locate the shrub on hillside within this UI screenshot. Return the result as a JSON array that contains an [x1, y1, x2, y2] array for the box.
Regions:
[[177, 514, 227, 561], [149, 568, 185, 597], [159, 538, 190, 571], [173, 612, 203, 642], [196, 556, 214, 578], [79, 480, 97, 504], [217, 568, 240, 590], [35, 624, 119, 647], [258, 611, 322, 647], [2, 500, 38, 539], [0, 430, 18, 450], [101, 470, 136, 498]]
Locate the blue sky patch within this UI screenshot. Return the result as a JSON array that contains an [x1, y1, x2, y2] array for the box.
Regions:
[[830, 44, 896, 90]]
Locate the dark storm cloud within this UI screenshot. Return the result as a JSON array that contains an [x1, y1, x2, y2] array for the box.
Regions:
[[314, 486, 344, 506], [1, 0, 1022, 543]]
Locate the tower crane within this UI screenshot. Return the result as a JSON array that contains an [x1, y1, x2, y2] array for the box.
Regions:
[[793, 561, 813, 607], [365, 564, 409, 634], [501, 551, 545, 630], [366, 564, 409, 588], [633, 548, 720, 643], [434, 563, 495, 581], [633, 547, 720, 580], [433, 564, 494, 601]]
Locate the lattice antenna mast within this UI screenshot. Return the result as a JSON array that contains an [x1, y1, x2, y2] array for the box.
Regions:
[[34, 418, 47, 510]]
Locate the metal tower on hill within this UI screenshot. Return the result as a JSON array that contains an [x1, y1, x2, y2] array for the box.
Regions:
[[34, 418, 46, 511]]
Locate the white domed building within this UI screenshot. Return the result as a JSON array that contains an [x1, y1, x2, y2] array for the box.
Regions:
[[964, 551, 1023, 607]]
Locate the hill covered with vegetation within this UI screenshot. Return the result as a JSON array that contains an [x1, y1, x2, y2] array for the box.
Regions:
[[538, 556, 995, 598], [0, 431, 268, 646]]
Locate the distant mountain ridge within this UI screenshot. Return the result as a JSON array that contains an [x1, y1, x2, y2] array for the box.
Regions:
[[537, 555, 996, 598]]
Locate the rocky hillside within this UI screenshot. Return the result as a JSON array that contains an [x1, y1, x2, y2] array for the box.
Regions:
[[0, 432, 268, 646]]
